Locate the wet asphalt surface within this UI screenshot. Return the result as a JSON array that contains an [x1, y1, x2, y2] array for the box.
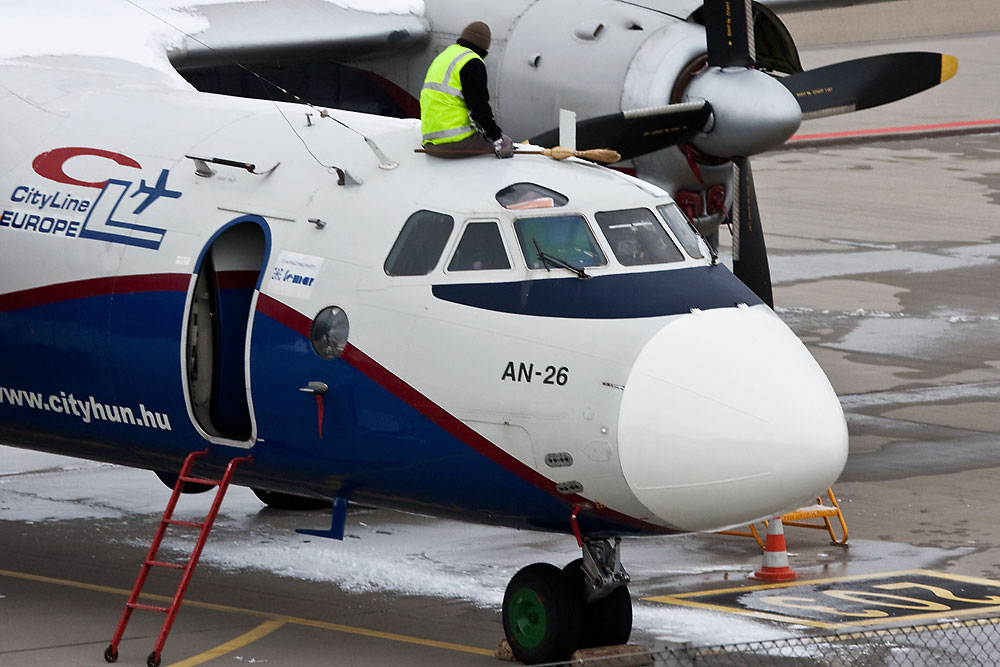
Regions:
[[4, 2, 1000, 665]]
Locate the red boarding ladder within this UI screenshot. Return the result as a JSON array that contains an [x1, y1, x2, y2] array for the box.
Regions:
[[104, 449, 252, 667]]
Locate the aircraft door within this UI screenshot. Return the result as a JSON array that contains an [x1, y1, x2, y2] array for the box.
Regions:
[[184, 220, 268, 446]]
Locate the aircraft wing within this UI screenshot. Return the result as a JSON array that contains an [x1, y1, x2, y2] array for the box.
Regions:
[[168, 0, 429, 70], [164, 0, 890, 72]]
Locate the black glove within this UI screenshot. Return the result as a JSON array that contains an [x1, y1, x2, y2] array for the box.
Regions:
[[493, 134, 514, 159]]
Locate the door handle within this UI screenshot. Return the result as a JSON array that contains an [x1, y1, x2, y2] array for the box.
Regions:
[[300, 382, 328, 439]]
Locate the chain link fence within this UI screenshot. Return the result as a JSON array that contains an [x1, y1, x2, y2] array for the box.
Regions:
[[542, 616, 1000, 666]]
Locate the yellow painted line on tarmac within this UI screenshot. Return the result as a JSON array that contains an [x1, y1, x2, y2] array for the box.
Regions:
[[267, 615, 495, 655], [168, 620, 287, 667], [0, 568, 493, 657]]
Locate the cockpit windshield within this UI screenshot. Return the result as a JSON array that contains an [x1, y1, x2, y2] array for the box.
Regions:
[[447, 221, 511, 271], [657, 203, 704, 259], [514, 215, 607, 271], [595, 208, 683, 266]]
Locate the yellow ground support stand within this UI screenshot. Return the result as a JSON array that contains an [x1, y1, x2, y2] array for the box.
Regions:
[[719, 488, 848, 548]]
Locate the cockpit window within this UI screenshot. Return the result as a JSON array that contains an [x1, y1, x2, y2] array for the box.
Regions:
[[657, 203, 704, 259], [448, 221, 511, 271], [496, 182, 569, 210], [514, 215, 607, 270], [384, 210, 454, 276], [595, 208, 683, 266]]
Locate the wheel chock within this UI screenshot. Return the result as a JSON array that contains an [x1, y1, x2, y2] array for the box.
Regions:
[[571, 644, 653, 665]]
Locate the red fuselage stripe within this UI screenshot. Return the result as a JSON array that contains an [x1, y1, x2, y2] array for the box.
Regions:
[[0, 274, 190, 312]]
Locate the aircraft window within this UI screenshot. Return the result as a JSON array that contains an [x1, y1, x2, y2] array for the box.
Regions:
[[311, 306, 349, 359], [595, 208, 684, 266], [384, 210, 454, 276], [657, 203, 704, 259], [496, 182, 569, 210], [447, 222, 511, 271], [514, 215, 607, 270]]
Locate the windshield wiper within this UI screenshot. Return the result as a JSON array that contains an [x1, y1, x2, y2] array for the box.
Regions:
[[533, 238, 589, 279]]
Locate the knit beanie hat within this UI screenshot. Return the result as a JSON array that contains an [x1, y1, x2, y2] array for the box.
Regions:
[[460, 21, 491, 52]]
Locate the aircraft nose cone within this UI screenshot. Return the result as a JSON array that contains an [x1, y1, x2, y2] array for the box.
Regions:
[[685, 67, 802, 157], [618, 305, 847, 532]]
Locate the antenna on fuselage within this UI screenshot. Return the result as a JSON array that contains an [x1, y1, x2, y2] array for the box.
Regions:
[[122, 0, 399, 172], [316, 108, 399, 171], [559, 109, 577, 152]]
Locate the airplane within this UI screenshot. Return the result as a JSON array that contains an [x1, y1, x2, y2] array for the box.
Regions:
[[169, 0, 959, 310], [1, 2, 857, 665]]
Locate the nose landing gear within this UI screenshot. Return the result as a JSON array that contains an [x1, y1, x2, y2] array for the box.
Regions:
[[502, 537, 632, 664]]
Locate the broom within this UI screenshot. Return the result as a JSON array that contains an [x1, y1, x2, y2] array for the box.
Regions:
[[414, 145, 621, 163]]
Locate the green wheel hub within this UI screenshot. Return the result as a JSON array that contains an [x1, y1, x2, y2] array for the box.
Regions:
[[508, 587, 547, 649], [503, 562, 584, 663]]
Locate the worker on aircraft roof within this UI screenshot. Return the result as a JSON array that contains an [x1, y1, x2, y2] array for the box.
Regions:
[[420, 21, 514, 159]]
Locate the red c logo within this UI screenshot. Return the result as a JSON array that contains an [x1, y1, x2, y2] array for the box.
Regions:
[[32, 147, 142, 189]]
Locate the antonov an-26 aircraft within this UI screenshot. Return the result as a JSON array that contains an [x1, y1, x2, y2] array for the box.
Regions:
[[0, 2, 847, 664]]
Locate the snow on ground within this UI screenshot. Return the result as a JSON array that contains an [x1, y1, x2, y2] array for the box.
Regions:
[[0, 446, 797, 646], [0, 445, 965, 647]]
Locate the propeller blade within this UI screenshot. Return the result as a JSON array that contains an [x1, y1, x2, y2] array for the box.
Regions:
[[528, 102, 711, 161], [702, 0, 754, 69], [780, 52, 958, 119], [731, 157, 773, 308]]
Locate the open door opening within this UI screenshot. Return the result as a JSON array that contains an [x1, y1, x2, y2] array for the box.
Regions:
[[185, 221, 267, 443]]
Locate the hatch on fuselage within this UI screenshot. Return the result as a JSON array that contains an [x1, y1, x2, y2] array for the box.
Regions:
[[184, 221, 267, 444]]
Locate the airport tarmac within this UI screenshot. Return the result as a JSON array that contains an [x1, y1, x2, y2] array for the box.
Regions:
[[3, 2, 1000, 666]]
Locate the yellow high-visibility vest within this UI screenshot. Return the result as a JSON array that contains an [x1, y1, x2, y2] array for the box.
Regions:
[[420, 44, 482, 145]]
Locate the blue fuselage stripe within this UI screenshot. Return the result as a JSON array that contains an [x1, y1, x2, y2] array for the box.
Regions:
[[431, 265, 761, 318]]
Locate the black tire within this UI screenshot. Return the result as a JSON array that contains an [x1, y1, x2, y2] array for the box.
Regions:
[[503, 563, 584, 664], [252, 488, 329, 511], [103, 645, 118, 663], [563, 559, 633, 648]]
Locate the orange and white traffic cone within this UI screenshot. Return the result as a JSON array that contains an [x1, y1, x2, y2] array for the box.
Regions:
[[749, 517, 797, 581]]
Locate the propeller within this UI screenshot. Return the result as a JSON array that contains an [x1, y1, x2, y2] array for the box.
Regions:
[[697, 0, 784, 306], [689, 0, 957, 307]]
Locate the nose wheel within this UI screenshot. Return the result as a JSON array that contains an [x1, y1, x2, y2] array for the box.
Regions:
[[503, 563, 584, 664], [502, 538, 632, 664]]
